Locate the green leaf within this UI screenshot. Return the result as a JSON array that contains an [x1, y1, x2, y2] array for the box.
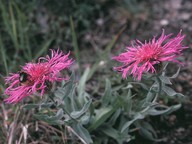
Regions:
[[54, 80, 75, 100], [100, 124, 131, 144], [159, 75, 172, 84], [101, 79, 112, 106], [145, 91, 155, 103], [100, 125, 119, 140], [70, 99, 92, 119], [22, 104, 39, 109], [138, 121, 157, 140], [139, 126, 157, 141], [136, 120, 165, 142], [0, 36, 8, 74], [108, 109, 121, 125], [54, 87, 67, 99], [22, 102, 53, 109], [169, 67, 180, 79], [80, 114, 90, 125], [164, 104, 182, 115], [34, 109, 64, 125], [162, 86, 184, 97], [70, 16, 81, 74], [77, 68, 90, 105], [72, 123, 93, 144], [129, 82, 148, 90], [78, 68, 90, 94], [147, 104, 181, 116], [121, 113, 145, 132], [88, 106, 114, 131], [70, 71, 76, 83], [124, 89, 133, 114], [54, 109, 64, 119]]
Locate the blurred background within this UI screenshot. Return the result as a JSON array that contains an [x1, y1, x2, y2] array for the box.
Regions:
[[0, 0, 192, 143]]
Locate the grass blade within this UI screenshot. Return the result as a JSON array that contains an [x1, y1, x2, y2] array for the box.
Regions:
[[70, 16, 81, 74], [0, 35, 8, 74]]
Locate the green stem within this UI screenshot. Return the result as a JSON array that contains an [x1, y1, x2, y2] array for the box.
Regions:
[[153, 75, 162, 103]]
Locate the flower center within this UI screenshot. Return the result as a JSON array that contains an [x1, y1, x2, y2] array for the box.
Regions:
[[137, 44, 161, 62], [28, 63, 50, 81]]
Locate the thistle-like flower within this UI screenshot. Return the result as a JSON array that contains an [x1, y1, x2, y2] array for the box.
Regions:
[[4, 49, 73, 103], [113, 30, 187, 80]]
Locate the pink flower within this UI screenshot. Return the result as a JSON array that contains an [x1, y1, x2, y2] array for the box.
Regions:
[[4, 49, 73, 103], [113, 30, 187, 80]]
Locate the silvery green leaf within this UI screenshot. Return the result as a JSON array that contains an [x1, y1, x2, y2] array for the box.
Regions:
[[100, 124, 131, 144], [70, 99, 92, 119], [102, 79, 112, 106], [121, 113, 145, 132], [54, 80, 75, 100], [22, 102, 53, 109], [22, 104, 39, 109], [159, 75, 172, 84], [80, 114, 90, 125], [112, 85, 124, 91], [147, 104, 181, 116], [139, 126, 157, 141], [54, 87, 66, 98], [70, 71, 76, 82], [122, 83, 133, 89], [47, 109, 64, 121], [163, 85, 184, 97], [163, 63, 169, 71], [139, 121, 157, 138], [62, 97, 72, 112], [108, 109, 121, 125], [72, 123, 93, 144], [163, 104, 181, 115], [77, 68, 90, 105], [145, 91, 155, 103], [129, 82, 148, 90], [88, 106, 114, 131], [169, 67, 180, 79], [124, 89, 133, 114], [34, 109, 64, 125]]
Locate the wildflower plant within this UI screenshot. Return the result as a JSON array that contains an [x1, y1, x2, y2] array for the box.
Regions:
[[3, 30, 187, 143]]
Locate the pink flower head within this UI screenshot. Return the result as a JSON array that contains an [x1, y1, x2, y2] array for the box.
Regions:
[[4, 49, 73, 103], [113, 30, 187, 80]]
